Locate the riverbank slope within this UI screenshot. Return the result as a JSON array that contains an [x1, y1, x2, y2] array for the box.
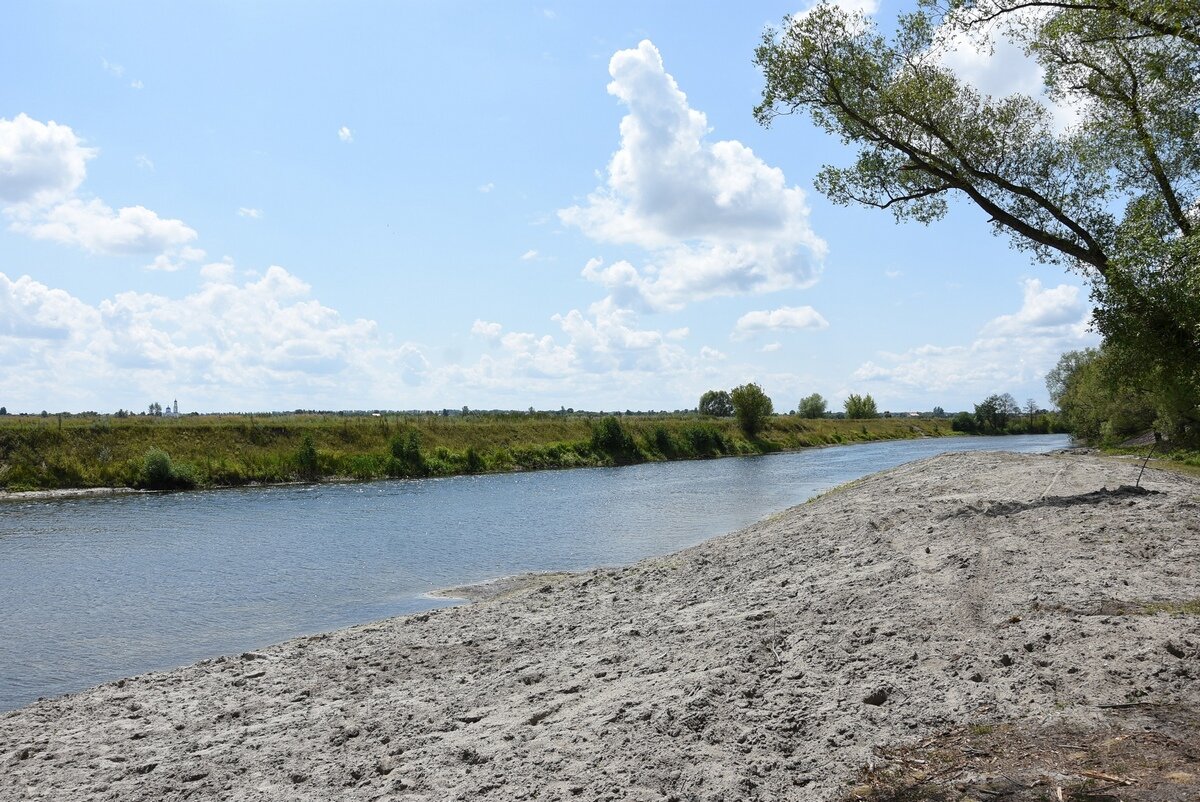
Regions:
[[0, 413, 953, 493], [2, 451, 1197, 801]]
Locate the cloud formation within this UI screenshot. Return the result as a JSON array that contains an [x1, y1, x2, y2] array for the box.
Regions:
[[559, 40, 826, 311], [338, 126, 353, 143], [732, 305, 830, 340], [0, 266, 431, 411], [1, 114, 201, 266], [851, 279, 1097, 402]]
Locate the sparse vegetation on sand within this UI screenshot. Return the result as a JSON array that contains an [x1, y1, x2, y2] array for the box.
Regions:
[[0, 412, 953, 493]]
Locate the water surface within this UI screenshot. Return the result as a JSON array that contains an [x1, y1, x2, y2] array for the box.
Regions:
[[0, 434, 1069, 710]]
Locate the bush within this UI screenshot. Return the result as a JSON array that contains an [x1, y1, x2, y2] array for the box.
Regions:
[[731, 383, 774, 437], [844, 393, 879, 419], [389, 429, 427, 476], [296, 434, 319, 479], [591, 416, 637, 461], [950, 412, 976, 433], [140, 447, 196, 489]]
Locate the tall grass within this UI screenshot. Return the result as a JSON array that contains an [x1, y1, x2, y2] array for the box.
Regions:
[[0, 412, 951, 492]]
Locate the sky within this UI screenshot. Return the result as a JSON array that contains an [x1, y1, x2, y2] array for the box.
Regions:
[[0, 0, 1099, 415]]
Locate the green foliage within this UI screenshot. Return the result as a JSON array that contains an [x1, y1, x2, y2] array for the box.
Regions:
[[951, 411, 976, 433], [590, 416, 637, 462], [389, 429, 427, 476], [296, 434, 320, 479], [973, 393, 1020, 434], [730, 383, 774, 438], [698, 389, 734, 417], [139, 447, 196, 490], [1048, 347, 1156, 444], [756, 0, 1199, 444], [798, 393, 827, 419], [844, 393, 879, 419]]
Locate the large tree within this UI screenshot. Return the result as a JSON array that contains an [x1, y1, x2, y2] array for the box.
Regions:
[[755, 0, 1199, 440]]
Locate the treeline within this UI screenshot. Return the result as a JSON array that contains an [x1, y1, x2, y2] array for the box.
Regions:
[[1049, 346, 1197, 448], [947, 393, 1067, 436], [0, 412, 950, 493]]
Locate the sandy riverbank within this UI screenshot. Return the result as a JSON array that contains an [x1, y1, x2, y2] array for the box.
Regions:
[[2, 451, 1198, 801]]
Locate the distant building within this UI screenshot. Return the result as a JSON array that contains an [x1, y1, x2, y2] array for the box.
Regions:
[[163, 399, 179, 418]]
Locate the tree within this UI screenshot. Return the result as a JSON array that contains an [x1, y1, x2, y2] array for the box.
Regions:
[[844, 393, 879, 419], [730, 383, 774, 437], [974, 393, 1020, 433], [797, 392, 828, 418], [698, 389, 734, 417], [0, 406, 6, 415], [931, 406, 945, 417], [1047, 347, 1156, 442], [755, 0, 1199, 441]]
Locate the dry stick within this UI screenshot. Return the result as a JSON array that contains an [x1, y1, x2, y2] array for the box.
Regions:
[[1136, 438, 1157, 488]]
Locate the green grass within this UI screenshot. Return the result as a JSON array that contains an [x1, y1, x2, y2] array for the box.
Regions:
[[0, 412, 953, 493]]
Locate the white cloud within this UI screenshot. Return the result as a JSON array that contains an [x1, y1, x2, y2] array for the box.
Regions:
[[338, 126, 353, 143], [559, 40, 826, 311], [11, 197, 199, 258], [130, 79, 144, 90], [238, 207, 263, 219], [478, 182, 495, 193], [101, 58, 124, 77], [521, 249, 538, 260], [2, 114, 202, 266], [0, 114, 95, 206], [700, 346, 726, 361], [471, 319, 503, 340], [850, 279, 1097, 400], [885, 269, 903, 279], [761, 342, 783, 353], [732, 305, 830, 340], [0, 266, 434, 410], [134, 154, 154, 170]]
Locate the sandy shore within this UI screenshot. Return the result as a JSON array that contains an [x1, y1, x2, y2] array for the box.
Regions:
[[2, 451, 1198, 801]]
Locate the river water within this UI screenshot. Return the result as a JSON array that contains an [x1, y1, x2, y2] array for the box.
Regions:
[[0, 433, 1069, 710]]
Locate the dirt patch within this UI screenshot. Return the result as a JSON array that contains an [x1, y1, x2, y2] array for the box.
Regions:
[[843, 704, 1200, 801]]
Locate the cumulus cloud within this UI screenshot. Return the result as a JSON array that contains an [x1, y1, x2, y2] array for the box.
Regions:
[[1, 113, 202, 266], [12, 198, 199, 259], [794, 0, 879, 21], [732, 305, 829, 340], [238, 207, 262, 219], [338, 126, 353, 143], [521, 249, 538, 260], [0, 114, 95, 206], [478, 182, 495, 193], [559, 40, 826, 311], [851, 279, 1097, 400], [0, 266, 433, 410]]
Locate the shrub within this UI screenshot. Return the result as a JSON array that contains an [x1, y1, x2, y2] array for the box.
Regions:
[[296, 434, 319, 479], [731, 383, 774, 437], [389, 429, 427, 476], [698, 390, 734, 417], [590, 416, 636, 461], [140, 447, 196, 489]]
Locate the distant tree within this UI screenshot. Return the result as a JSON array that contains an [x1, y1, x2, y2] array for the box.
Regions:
[[974, 393, 1021, 433], [731, 383, 774, 437], [844, 393, 879, 419], [698, 389, 734, 417], [1025, 398, 1038, 426], [0, 406, 6, 415], [797, 393, 827, 419], [931, 406, 945, 418]]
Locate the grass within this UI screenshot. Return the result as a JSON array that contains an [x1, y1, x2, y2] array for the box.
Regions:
[[0, 412, 954, 493]]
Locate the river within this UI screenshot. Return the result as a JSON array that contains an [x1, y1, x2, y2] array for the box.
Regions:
[[0, 433, 1069, 710]]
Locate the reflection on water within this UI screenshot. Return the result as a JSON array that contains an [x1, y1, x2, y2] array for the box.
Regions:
[[0, 434, 1069, 709]]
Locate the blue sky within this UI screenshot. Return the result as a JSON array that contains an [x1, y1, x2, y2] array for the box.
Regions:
[[0, 1, 1097, 414]]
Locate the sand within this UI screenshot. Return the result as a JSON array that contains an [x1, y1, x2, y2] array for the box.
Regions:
[[2, 450, 1198, 801]]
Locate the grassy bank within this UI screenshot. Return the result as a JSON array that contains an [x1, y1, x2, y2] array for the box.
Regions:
[[0, 412, 952, 493]]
